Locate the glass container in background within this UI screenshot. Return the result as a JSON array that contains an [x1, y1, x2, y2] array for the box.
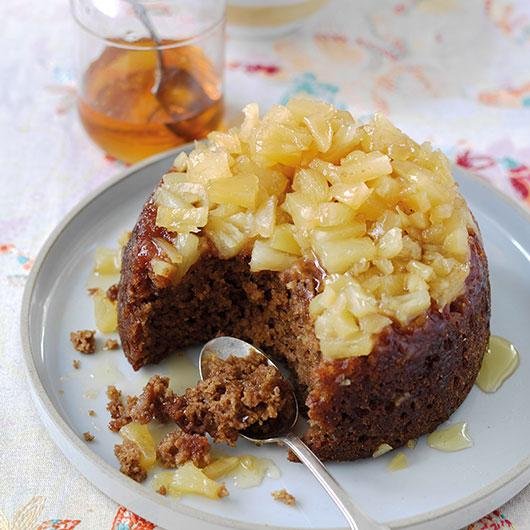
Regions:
[[227, 0, 327, 38], [71, 0, 226, 163]]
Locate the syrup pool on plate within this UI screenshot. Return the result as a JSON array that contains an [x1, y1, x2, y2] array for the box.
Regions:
[[427, 422, 473, 452], [475, 335, 520, 393]]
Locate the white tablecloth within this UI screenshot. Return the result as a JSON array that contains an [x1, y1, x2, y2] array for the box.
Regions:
[[1, 0, 529, 528]]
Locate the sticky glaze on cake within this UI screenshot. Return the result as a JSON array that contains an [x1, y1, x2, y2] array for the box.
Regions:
[[118, 98, 490, 460]]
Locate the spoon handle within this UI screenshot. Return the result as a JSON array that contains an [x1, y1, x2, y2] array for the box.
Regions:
[[124, 0, 164, 93], [282, 432, 389, 530]]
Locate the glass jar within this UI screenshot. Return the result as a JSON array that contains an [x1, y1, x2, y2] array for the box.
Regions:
[[71, 0, 226, 163]]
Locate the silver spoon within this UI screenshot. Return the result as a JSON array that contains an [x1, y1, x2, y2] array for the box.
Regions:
[[124, 0, 214, 137], [199, 336, 389, 530]]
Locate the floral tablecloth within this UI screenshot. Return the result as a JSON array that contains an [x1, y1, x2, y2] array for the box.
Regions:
[[1, 0, 529, 528]]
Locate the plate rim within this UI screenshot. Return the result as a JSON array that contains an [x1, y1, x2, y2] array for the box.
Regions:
[[20, 146, 530, 530]]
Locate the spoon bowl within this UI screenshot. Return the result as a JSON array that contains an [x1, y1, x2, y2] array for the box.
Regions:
[[200, 336, 298, 441], [199, 336, 389, 530]]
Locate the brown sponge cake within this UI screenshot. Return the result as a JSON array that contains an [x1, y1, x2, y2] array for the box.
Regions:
[[118, 98, 490, 460]]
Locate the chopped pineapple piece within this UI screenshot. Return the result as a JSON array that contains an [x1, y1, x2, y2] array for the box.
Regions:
[[250, 240, 298, 272], [208, 174, 259, 209], [314, 237, 376, 274], [93, 291, 117, 333], [331, 182, 372, 210], [293, 168, 331, 203], [120, 422, 156, 469], [205, 217, 248, 259], [253, 196, 277, 238], [203, 456, 240, 480], [268, 224, 302, 255], [378, 228, 403, 259], [153, 237, 183, 264], [94, 247, 120, 275], [154, 462, 228, 499], [341, 151, 392, 183]]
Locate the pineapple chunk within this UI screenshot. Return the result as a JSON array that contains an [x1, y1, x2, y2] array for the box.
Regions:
[[208, 130, 242, 154], [341, 151, 392, 183], [331, 182, 372, 210], [317, 202, 355, 227], [118, 231, 132, 248], [94, 247, 120, 275], [120, 422, 156, 469], [268, 224, 302, 255], [378, 228, 403, 259], [154, 462, 228, 499], [203, 456, 240, 480], [343, 280, 378, 318], [93, 291, 117, 333], [172, 151, 189, 172], [293, 168, 331, 203], [358, 314, 392, 334], [150, 257, 178, 282], [304, 110, 334, 152], [314, 237, 376, 274], [281, 192, 318, 229], [239, 102, 260, 142], [205, 217, 247, 259], [186, 149, 232, 183], [309, 286, 338, 317], [320, 333, 374, 358], [153, 237, 183, 264], [321, 119, 362, 163], [155, 186, 208, 233], [443, 226, 469, 259], [252, 196, 277, 238], [208, 174, 259, 209], [382, 290, 430, 324], [250, 240, 298, 272]]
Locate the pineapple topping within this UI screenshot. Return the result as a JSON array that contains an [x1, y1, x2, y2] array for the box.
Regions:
[[151, 98, 474, 359]]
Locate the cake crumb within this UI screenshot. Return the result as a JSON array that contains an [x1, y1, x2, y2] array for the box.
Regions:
[[104, 338, 119, 350], [272, 489, 296, 506], [106, 284, 119, 302], [87, 287, 100, 296], [106, 385, 134, 432], [72, 359, 81, 369], [70, 330, 96, 354], [88, 409, 96, 417], [157, 430, 211, 468], [83, 431, 95, 442], [115, 440, 147, 482], [157, 485, 167, 496], [165, 351, 293, 445]]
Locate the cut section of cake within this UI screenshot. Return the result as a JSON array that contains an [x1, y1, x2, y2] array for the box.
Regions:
[[118, 98, 490, 461]]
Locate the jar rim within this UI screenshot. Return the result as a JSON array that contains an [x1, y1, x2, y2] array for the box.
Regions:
[[70, 1, 226, 50]]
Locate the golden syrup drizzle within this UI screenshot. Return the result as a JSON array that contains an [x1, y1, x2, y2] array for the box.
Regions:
[[387, 452, 408, 471], [89, 360, 124, 387], [427, 422, 473, 452], [476, 335, 520, 393], [230, 455, 281, 489], [162, 354, 200, 394]]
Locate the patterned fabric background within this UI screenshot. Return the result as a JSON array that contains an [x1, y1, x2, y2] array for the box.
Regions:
[[1, 0, 529, 528]]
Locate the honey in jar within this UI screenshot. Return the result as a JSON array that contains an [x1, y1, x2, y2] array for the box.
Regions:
[[78, 40, 224, 164]]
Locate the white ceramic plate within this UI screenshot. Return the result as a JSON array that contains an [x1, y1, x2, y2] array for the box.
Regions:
[[21, 147, 530, 530]]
